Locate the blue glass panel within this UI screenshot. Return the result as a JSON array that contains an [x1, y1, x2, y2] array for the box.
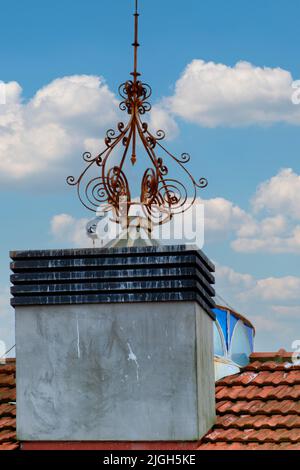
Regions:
[[245, 325, 254, 352], [213, 307, 228, 352], [230, 321, 252, 366], [229, 314, 239, 348], [214, 322, 225, 356]]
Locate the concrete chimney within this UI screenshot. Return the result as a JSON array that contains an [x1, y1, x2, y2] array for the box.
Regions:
[[10, 244, 216, 443]]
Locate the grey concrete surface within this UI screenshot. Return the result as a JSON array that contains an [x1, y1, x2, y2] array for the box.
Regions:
[[16, 301, 215, 441]]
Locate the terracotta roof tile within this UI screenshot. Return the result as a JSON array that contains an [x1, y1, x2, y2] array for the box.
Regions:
[[216, 384, 300, 401], [216, 414, 300, 429], [0, 388, 16, 403], [0, 417, 15, 429], [204, 428, 300, 443], [0, 429, 17, 443], [245, 360, 300, 371], [0, 442, 19, 451], [0, 374, 16, 388], [0, 364, 16, 375], [216, 398, 300, 415], [0, 360, 18, 450], [199, 350, 300, 450], [0, 404, 16, 417], [198, 442, 300, 450], [218, 370, 300, 386]]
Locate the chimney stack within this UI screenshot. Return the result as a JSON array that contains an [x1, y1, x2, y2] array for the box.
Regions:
[[11, 244, 215, 443]]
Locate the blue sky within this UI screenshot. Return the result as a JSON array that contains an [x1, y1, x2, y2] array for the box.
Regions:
[[1, 0, 300, 354]]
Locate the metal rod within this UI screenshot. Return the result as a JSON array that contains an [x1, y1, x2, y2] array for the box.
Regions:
[[131, 0, 139, 164], [132, 116, 137, 165], [132, 0, 140, 83]]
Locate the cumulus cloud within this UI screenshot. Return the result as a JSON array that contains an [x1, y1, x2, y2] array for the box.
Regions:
[[240, 276, 300, 302], [252, 168, 300, 218], [129, 168, 300, 254], [51, 213, 90, 247], [171, 168, 300, 254], [236, 215, 287, 238], [147, 104, 179, 140], [232, 226, 300, 254], [161, 59, 299, 127], [215, 264, 254, 291], [271, 305, 300, 318], [0, 76, 119, 184], [200, 197, 251, 239], [230, 168, 300, 253]]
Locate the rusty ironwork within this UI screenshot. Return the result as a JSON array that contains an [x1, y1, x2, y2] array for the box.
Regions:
[[67, 0, 207, 225]]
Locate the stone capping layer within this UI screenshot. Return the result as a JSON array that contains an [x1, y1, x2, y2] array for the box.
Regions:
[[10, 244, 215, 319]]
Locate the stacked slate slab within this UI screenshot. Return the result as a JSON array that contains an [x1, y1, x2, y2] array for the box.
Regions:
[[10, 244, 215, 319]]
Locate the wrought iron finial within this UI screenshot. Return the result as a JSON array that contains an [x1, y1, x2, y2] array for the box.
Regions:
[[67, 0, 208, 227]]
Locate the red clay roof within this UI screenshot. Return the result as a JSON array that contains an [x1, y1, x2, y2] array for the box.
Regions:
[[199, 350, 300, 450], [0, 359, 18, 451], [2, 351, 300, 450]]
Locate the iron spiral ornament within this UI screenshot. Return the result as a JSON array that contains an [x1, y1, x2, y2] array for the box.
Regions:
[[67, 0, 208, 226]]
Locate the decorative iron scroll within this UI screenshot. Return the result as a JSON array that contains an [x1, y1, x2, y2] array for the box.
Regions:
[[67, 0, 207, 225]]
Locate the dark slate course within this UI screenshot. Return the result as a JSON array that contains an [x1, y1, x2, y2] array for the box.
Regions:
[[10, 245, 215, 319]]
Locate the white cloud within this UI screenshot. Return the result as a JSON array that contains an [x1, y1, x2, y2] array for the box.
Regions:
[[240, 276, 300, 302], [236, 215, 287, 238], [232, 226, 300, 253], [201, 197, 250, 236], [215, 264, 255, 291], [198, 191, 295, 253], [51, 213, 90, 247], [252, 168, 300, 218], [147, 104, 179, 140], [170, 169, 300, 254], [162, 59, 299, 127], [271, 305, 300, 318], [0, 76, 119, 185], [230, 169, 300, 253], [30, 76, 116, 123]]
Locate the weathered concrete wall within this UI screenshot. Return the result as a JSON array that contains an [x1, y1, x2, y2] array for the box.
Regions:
[[16, 301, 215, 441], [195, 304, 216, 437]]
